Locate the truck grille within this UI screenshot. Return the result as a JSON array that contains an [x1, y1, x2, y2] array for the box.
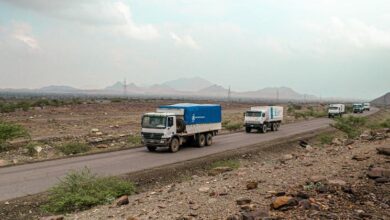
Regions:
[[142, 132, 163, 140]]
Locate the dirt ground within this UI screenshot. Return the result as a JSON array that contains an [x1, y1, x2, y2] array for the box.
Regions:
[[0, 99, 324, 165], [67, 124, 390, 219]]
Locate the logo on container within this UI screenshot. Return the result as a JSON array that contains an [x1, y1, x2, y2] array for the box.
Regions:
[[191, 114, 205, 122]]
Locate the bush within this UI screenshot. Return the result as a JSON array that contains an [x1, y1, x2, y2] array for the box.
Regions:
[[318, 134, 333, 145], [224, 122, 242, 131], [128, 135, 141, 145], [210, 159, 240, 169], [0, 121, 29, 152], [380, 118, 390, 128], [58, 142, 90, 155], [42, 168, 135, 213], [333, 116, 366, 139]]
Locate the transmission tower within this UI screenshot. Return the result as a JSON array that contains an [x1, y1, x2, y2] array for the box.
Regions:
[[123, 78, 127, 96]]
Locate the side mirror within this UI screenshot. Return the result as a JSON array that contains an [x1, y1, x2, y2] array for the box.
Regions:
[[168, 117, 174, 127], [262, 113, 265, 117]]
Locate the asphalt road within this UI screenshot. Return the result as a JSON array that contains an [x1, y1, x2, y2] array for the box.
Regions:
[[0, 108, 378, 201]]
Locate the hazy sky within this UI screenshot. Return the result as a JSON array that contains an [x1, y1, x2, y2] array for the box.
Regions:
[[0, 0, 389, 99]]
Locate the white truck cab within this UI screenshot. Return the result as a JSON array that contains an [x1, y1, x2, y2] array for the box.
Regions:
[[328, 104, 345, 118], [244, 106, 283, 133]]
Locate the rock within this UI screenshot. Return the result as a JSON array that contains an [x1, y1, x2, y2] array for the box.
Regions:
[[271, 196, 293, 209], [208, 166, 233, 176], [246, 181, 258, 190], [95, 131, 103, 136], [299, 199, 312, 210], [343, 139, 354, 146], [375, 177, 390, 183], [236, 198, 252, 205], [299, 140, 309, 147], [91, 128, 99, 133], [12, 159, 18, 164], [115, 195, 129, 206], [39, 216, 64, 220], [0, 159, 8, 167], [305, 145, 313, 151], [367, 167, 390, 179], [309, 175, 326, 183], [281, 154, 293, 161], [198, 187, 210, 193], [332, 138, 342, 145], [296, 192, 309, 199], [328, 179, 347, 186], [240, 203, 257, 211], [241, 209, 269, 220], [352, 155, 369, 161], [376, 147, 390, 156], [126, 217, 138, 220]]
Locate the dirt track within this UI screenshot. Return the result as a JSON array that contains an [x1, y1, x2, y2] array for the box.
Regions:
[[0, 109, 377, 202]]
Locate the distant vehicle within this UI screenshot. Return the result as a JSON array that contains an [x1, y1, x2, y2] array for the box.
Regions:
[[141, 103, 221, 152], [244, 106, 283, 133], [328, 104, 345, 118], [363, 102, 370, 111], [353, 103, 364, 113]]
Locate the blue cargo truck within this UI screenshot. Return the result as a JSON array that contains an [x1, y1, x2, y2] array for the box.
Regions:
[[141, 103, 222, 152]]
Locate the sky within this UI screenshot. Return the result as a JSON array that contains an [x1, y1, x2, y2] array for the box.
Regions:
[[0, 0, 389, 99]]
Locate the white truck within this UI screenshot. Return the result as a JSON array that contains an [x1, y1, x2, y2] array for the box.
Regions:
[[328, 104, 345, 118], [244, 106, 283, 133], [141, 103, 222, 153], [363, 103, 370, 111]]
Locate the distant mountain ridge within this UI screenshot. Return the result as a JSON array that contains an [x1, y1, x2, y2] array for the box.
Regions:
[[0, 77, 320, 101], [371, 92, 390, 106]]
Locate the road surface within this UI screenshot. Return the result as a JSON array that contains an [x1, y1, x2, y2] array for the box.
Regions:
[[0, 108, 378, 201]]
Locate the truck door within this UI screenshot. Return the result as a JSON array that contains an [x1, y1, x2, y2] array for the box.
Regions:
[[167, 117, 176, 136]]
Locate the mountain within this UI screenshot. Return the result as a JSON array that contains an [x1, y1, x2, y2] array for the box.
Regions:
[[371, 92, 390, 106], [162, 77, 213, 92], [238, 87, 307, 100], [105, 82, 142, 94], [197, 84, 229, 96], [38, 85, 80, 93], [147, 84, 178, 94]]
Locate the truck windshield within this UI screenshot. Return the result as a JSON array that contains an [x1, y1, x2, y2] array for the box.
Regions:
[[142, 116, 166, 129], [353, 104, 362, 108], [245, 111, 262, 117], [329, 107, 338, 110]]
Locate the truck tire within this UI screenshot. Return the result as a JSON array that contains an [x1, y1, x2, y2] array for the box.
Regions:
[[197, 134, 206, 147], [274, 123, 279, 131], [169, 137, 180, 153], [147, 146, 157, 152], [271, 123, 277, 131], [260, 124, 267, 133], [206, 133, 213, 146], [245, 127, 251, 133]]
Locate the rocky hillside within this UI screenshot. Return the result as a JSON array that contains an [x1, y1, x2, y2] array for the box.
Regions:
[[371, 92, 390, 107]]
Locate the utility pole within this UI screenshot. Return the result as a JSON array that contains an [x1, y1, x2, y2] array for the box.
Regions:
[[228, 85, 231, 102], [123, 78, 127, 97]]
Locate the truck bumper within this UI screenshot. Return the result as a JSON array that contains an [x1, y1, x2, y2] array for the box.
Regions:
[[244, 123, 263, 129], [142, 138, 169, 147]]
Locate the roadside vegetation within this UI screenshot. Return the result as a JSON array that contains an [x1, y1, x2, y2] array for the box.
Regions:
[[288, 104, 327, 119], [0, 121, 29, 152], [42, 168, 135, 213], [333, 116, 367, 139], [0, 98, 85, 113], [222, 120, 243, 131], [128, 134, 141, 145], [318, 133, 334, 145], [210, 159, 240, 169], [57, 142, 90, 155]]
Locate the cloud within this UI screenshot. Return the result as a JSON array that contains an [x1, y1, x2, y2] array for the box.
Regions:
[[11, 22, 39, 49], [2, 0, 159, 40], [170, 32, 200, 50], [306, 17, 390, 49]]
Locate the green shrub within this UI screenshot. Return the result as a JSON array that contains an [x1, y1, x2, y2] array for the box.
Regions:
[[210, 159, 240, 169], [16, 101, 31, 111], [128, 135, 141, 145], [224, 122, 242, 131], [25, 142, 37, 156], [318, 134, 333, 145], [380, 118, 390, 128], [333, 116, 366, 139], [58, 142, 90, 155], [42, 168, 135, 213], [0, 121, 29, 152]]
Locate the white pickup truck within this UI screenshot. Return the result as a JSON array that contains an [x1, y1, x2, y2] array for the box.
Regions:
[[244, 106, 283, 133]]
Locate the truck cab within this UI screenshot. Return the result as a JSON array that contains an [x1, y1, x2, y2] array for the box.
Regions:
[[141, 112, 178, 148], [328, 104, 345, 118], [352, 103, 364, 113], [363, 103, 370, 111]]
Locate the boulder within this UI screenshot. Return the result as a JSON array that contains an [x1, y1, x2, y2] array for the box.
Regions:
[[198, 187, 210, 193], [246, 181, 258, 190], [271, 196, 293, 209], [309, 175, 326, 183], [352, 155, 370, 161], [367, 167, 390, 179], [236, 198, 252, 205], [39, 216, 64, 220], [281, 154, 293, 161], [328, 179, 347, 186], [115, 195, 129, 206], [376, 147, 390, 156], [0, 159, 8, 167]]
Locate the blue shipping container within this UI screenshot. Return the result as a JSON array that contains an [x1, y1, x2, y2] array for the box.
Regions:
[[158, 103, 222, 125]]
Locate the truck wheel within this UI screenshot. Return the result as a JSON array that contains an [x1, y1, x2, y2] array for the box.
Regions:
[[271, 123, 277, 131], [261, 125, 267, 133], [274, 123, 279, 131], [206, 133, 213, 146], [245, 127, 251, 133], [197, 134, 206, 147], [169, 138, 180, 153], [147, 146, 157, 152]]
